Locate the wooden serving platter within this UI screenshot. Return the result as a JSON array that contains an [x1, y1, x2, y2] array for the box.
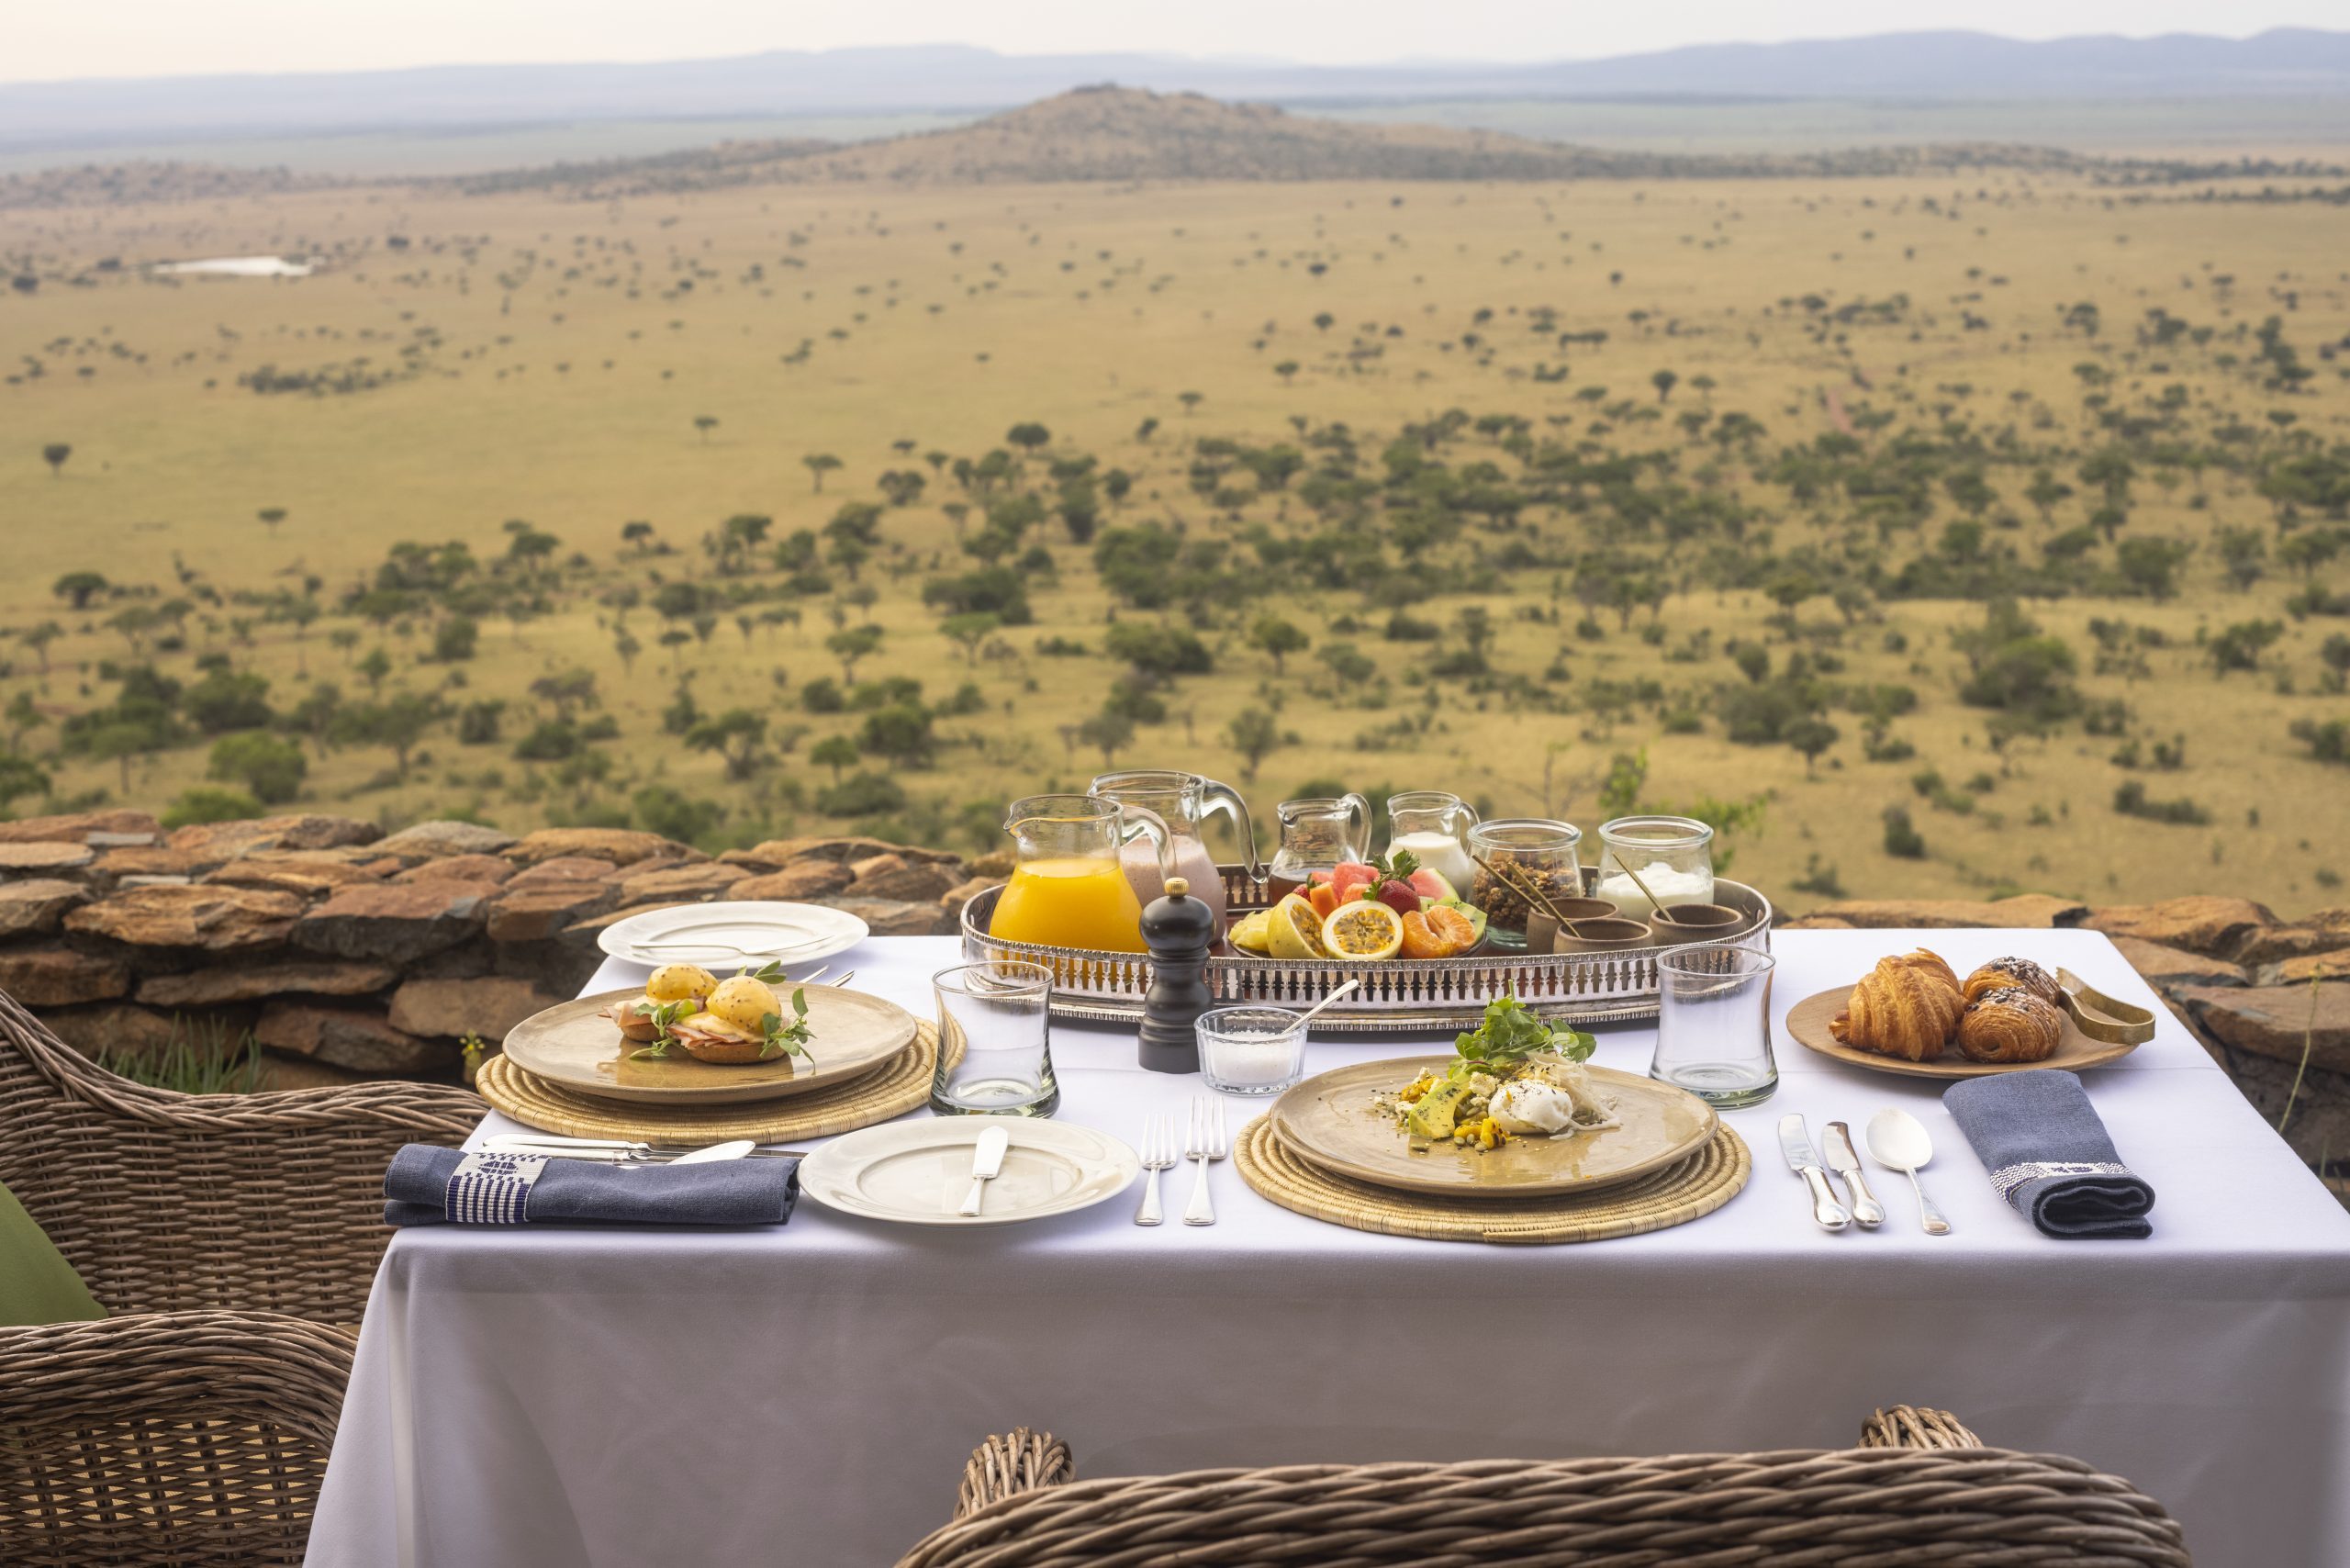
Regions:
[[1785, 986, 2140, 1080]]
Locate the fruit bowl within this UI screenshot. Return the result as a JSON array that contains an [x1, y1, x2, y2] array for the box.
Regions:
[[958, 867, 1774, 1033]]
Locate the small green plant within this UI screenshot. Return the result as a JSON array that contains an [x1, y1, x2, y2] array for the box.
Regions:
[[95, 1015, 266, 1094]]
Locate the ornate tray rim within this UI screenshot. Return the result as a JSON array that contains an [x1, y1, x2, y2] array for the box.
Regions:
[[960, 870, 1774, 1032]]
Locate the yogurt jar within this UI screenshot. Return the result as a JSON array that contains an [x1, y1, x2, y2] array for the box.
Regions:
[[1594, 816, 1716, 917]]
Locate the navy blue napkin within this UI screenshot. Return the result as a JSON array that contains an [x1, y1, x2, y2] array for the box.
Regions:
[[1943, 1070, 2154, 1239], [383, 1143, 799, 1228]]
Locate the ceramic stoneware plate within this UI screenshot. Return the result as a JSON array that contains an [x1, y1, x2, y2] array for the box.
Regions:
[[1269, 1058, 1718, 1199], [1785, 987, 2138, 1079], [799, 1118, 1139, 1227], [597, 901, 868, 968], [500, 986, 919, 1105]]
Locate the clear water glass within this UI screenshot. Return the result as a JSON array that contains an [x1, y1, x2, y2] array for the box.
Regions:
[[1196, 1006, 1309, 1095], [931, 961, 1058, 1116], [1650, 946, 1777, 1108]]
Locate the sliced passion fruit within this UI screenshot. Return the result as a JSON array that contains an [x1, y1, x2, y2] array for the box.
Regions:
[[1320, 900, 1404, 960]]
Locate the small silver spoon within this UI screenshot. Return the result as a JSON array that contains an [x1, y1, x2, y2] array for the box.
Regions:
[[1866, 1108, 1952, 1236]]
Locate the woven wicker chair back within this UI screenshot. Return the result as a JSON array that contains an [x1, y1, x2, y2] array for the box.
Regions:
[[0, 988, 480, 1319], [0, 1311, 352, 1567]]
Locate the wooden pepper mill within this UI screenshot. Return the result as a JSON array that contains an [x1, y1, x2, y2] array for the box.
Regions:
[[1137, 876, 1215, 1073]]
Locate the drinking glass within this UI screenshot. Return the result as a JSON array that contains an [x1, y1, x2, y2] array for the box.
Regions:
[[1196, 1006, 1309, 1095], [1650, 946, 1777, 1108], [931, 961, 1058, 1116]]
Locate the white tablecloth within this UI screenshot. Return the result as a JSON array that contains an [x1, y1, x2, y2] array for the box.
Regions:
[[308, 930, 2350, 1568]]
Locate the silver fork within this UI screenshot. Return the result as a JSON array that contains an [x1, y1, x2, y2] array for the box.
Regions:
[[1182, 1097, 1229, 1227], [1134, 1114, 1175, 1226]]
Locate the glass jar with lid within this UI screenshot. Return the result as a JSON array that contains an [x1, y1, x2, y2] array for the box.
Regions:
[[1465, 819, 1583, 950], [1595, 815, 1715, 919]]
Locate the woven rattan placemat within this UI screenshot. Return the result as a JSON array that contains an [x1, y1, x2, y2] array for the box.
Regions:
[[1235, 1115, 1750, 1244], [477, 1021, 949, 1143]]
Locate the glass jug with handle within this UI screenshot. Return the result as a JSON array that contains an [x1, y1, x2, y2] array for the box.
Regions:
[[1088, 769, 1263, 938], [1266, 792, 1371, 901], [1382, 790, 1480, 895], [989, 795, 1169, 954]]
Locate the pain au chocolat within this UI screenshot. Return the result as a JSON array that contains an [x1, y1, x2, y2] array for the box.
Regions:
[[1955, 986, 2065, 1064], [1962, 956, 2062, 1008]]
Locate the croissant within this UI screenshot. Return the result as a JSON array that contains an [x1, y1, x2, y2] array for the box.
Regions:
[[1963, 956, 2062, 1007], [1956, 986, 2065, 1063], [1831, 954, 1964, 1061], [1889, 948, 1962, 998]]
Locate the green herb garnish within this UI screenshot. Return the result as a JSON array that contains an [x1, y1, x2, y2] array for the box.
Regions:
[[1449, 994, 1594, 1080], [627, 999, 698, 1059], [756, 987, 816, 1061]]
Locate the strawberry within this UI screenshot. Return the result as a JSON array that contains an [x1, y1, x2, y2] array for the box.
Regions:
[[1371, 879, 1421, 918]]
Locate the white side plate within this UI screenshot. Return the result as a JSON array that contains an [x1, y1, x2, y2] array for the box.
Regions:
[[800, 1119, 1139, 1227], [598, 901, 869, 968]]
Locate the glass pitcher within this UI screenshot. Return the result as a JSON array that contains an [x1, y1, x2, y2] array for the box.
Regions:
[[1089, 769, 1263, 937], [989, 795, 1169, 954], [1382, 790, 1480, 895], [1266, 793, 1371, 900]]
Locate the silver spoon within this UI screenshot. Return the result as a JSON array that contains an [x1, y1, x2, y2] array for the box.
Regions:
[[1866, 1108, 1952, 1236], [1292, 978, 1360, 1030]]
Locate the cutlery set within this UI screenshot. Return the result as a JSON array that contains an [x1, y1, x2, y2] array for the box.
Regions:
[[1777, 1108, 1950, 1235], [1136, 1097, 1228, 1226]]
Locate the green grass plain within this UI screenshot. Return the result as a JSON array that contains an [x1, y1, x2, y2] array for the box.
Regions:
[[2, 162, 2346, 913]]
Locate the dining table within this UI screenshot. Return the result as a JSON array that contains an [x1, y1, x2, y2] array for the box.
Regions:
[[305, 927, 2350, 1568]]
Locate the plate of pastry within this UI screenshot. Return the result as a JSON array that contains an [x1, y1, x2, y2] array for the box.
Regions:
[[1785, 950, 2145, 1080]]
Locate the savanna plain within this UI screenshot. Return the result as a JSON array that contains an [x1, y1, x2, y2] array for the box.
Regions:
[[4, 148, 2347, 914]]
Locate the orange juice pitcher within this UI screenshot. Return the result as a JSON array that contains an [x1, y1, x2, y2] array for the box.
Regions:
[[989, 794, 1169, 953]]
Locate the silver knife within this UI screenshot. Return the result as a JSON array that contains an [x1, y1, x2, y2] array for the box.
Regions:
[[958, 1125, 1011, 1217], [1820, 1121, 1886, 1229], [1778, 1114, 1852, 1231]]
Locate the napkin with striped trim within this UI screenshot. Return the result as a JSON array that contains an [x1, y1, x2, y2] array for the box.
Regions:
[[383, 1144, 799, 1227], [1943, 1070, 2153, 1239]]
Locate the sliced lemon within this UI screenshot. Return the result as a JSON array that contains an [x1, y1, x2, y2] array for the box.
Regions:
[[1321, 900, 1404, 960], [1227, 909, 1274, 955], [1268, 894, 1331, 960]]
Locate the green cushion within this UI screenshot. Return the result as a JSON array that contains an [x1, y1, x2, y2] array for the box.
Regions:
[[0, 1177, 105, 1325]]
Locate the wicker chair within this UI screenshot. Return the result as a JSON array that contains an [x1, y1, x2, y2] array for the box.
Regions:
[[905, 1407, 2192, 1567], [0, 988, 480, 1323], [0, 1309, 352, 1567]]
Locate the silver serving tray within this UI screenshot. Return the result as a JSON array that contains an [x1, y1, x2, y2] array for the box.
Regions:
[[959, 867, 1773, 1032]]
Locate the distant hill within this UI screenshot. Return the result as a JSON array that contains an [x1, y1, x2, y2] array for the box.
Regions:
[[457, 86, 2118, 198], [3, 30, 2345, 155], [12, 87, 2340, 209]]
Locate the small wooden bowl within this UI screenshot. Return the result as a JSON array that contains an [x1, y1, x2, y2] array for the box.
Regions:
[[1648, 902, 1743, 945], [1550, 916, 1654, 954], [1523, 900, 1620, 953]]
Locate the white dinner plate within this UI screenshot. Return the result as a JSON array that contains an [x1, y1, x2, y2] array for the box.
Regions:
[[799, 1118, 1138, 1227], [598, 901, 869, 968]]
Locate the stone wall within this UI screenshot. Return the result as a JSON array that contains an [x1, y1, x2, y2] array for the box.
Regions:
[[0, 810, 990, 1087], [1783, 893, 2350, 1186]]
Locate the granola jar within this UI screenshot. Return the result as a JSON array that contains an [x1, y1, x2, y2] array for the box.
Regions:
[[1465, 819, 1583, 950]]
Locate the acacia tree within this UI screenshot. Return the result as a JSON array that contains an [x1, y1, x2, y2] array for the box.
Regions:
[[41, 443, 71, 477], [1248, 614, 1309, 674], [52, 571, 107, 610], [1225, 707, 1283, 783], [687, 708, 770, 780], [802, 453, 843, 492]]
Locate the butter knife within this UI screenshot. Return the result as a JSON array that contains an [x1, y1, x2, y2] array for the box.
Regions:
[[1777, 1114, 1852, 1231], [958, 1125, 1011, 1217], [1820, 1121, 1886, 1228]]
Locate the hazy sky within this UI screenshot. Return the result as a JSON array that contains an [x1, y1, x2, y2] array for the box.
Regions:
[[10, 1, 2337, 84]]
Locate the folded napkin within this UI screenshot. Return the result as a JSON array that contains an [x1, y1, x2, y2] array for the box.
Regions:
[[1943, 1070, 2154, 1239], [383, 1144, 799, 1228]]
